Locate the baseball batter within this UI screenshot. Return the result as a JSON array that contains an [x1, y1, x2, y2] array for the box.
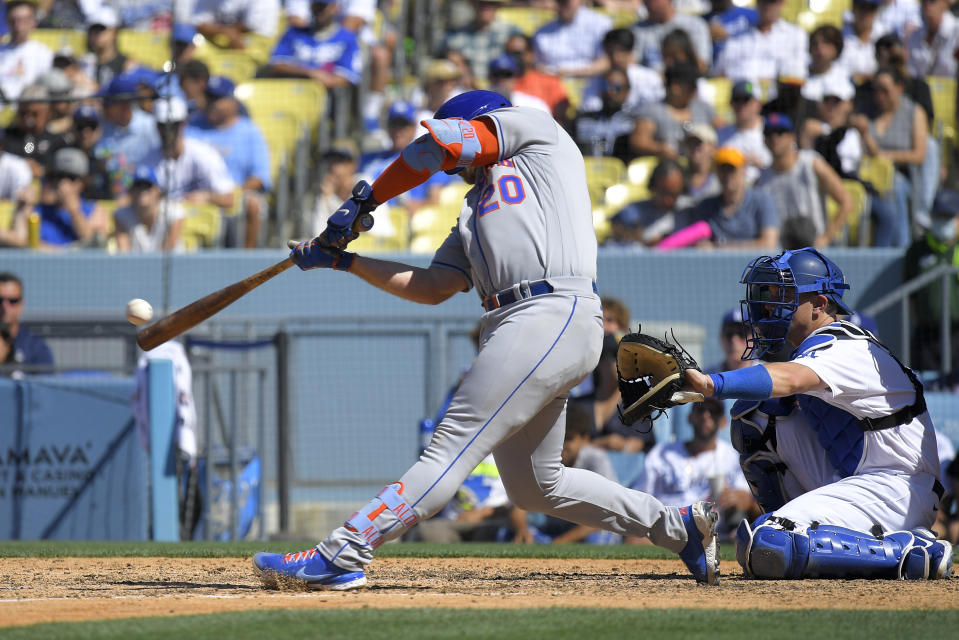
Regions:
[[684, 248, 953, 580], [253, 91, 720, 589]]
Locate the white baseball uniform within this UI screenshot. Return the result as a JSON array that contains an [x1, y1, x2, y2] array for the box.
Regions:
[[769, 321, 941, 533], [317, 107, 691, 570]]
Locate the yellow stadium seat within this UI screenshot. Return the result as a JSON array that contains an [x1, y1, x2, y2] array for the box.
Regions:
[[199, 50, 259, 85], [0, 200, 14, 230], [409, 205, 458, 238], [438, 182, 471, 207], [247, 110, 301, 184], [235, 79, 327, 134], [117, 30, 174, 70], [593, 205, 611, 245], [795, 0, 850, 31], [700, 77, 733, 125], [0, 107, 15, 128], [858, 155, 895, 198], [180, 202, 222, 250], [626, 157, 658, 188], [927, 76, 956, 142], [604, 182, 649, 210], [496, 7, 554, 36], [561, 77, 588, 115], [826, 179, 869, 246], [598, 10, 639, 29], [31, 29, 86, 56], [583, 156, 626, 205]]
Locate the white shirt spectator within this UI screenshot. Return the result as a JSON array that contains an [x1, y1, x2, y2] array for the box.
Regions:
[[0, 40, 53, 101], [715, 19, 809, 81], [192, 0, 280, 39], [839, 22, 883, 79], [801, 65, 854, 103], [580, 64, 666, 113], [633, 13, 713, 71], [717, 122, 771, 184], [533, 6, 613, 74], [114, 199, 186, 252], [906, 10, 959, 77], [142, 138, 236, 202], [632, 439, 749, 508], [0, 152, 33, 200], [876, 0, 922, 37]]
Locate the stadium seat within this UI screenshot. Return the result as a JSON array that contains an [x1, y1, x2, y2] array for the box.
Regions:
[[31, 29, 86, 57], [495, 7, 554, 36], [700, 77, 733, 125], [193, 48, 259, 84], [409, 229, 451, 254], [858, 155, 895, 198], [927, 76, 956, 146], [180, 202, 222, 250], [561, 77, 588, 115], [598, 9, 640, 28], [437, 182, 471, 207], [795, 0, 849, 31], [117, 30, 174, 70], [604, 182, 648, 210], [0, 200, 14, 231], [0, 107, 14, 128], [584, 156, 626, 205], [826, 179, 869, 246], [626, 156, 658, 188], [592, 205, 611, 244], [409, 205, 458, 238], [245, 110, 301, 185], [235, 79, 327, 135]]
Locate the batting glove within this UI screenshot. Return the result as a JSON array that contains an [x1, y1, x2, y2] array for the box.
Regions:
[[288, 239, 355, 272], [320, 181, 377, 250]]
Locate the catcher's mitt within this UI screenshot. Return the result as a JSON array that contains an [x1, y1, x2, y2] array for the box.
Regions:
[[616, 328, 703, 427]]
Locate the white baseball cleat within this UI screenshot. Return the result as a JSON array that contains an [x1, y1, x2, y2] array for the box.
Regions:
[[678, 501, 720, 585]]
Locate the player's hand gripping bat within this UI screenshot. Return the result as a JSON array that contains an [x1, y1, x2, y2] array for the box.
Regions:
[[136, 207, 374, 351]]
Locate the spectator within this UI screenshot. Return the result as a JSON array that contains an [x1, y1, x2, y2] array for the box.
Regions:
[[442, 0, 519, 88], [172, 22, 198, 67], [358, 100, 451, 214], [630, 62, 717, 160], [505, 33, 571, 126], [178, 59, 210, 115], [112, 1, 177, 32], [876, 0, 922, 37], [705, 308, 754, 374], [903, 188, 959, 388], [802, 25, 854, 103], [714, 0, 808, 81], [634, 0, 713, 73], [801, 75, 862, 181], [630, 398, 759, 541], [186, 76, 272, 247], [264, 1, 361, 89], [0, 272, 53, 373], [515, 402, 622, 545], [532, 0, 613, 77], [33, 147, 109, 248], [608, 158, 691, 246], [191, 0, 280, 49], [573, 67, 637, 163], [682, 123, 721, 203], [660, 28, 713, 97], [487, 54, 551, 114], [905, 0, 959, 77], [36, 0, 94, 29], [756, 113, 852, 247], [849, 66, 929, 246], [2, 84, 67, 178], [0, 129, 33, 203], [310, 147, 359, 237], [411, 59, 466, 131], [80, 6, 134, 90], [717, 79, 771, 184], [339, 0, 399, 134], [706, 0, 758, 63], [0, 1, 53, 101], [143, 96, 236, 210], [113, 165, 185, 252], [579, 28, 665, 115], [857, 34, 933, 125], [52, 45, 98, 98], [413, 454, 514, 543], [39, 69, 74, 135], [70, 105, 112, 201], [840, 0, 884, 83], [684, 146, 780, 249]]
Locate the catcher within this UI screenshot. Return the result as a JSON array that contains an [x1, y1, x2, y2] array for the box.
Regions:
[[625, 247, 952, 580]]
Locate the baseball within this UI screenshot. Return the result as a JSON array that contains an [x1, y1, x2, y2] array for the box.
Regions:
[[125, 298, 154, 326]]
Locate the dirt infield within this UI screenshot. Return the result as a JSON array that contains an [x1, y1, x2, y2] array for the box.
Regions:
[[0, 557, 956, 628]]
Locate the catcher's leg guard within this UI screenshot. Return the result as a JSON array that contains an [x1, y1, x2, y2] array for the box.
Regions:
[[737, 518, 954, 579], [345, 482, 419, 549]]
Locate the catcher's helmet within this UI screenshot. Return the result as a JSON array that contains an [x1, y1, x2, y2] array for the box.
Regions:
[[739, 247, 852, 359], [433, 90, 511, 121]]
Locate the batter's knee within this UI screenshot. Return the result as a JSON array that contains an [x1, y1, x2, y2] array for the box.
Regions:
[[500, 467, 563, 513]]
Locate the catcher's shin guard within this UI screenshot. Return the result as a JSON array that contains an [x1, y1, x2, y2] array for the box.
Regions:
[[345, 482, 419, 549], [737, 518, 954, 579]]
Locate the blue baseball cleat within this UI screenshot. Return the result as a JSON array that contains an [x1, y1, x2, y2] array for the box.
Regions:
[[678, 501, 720, 585], [253, 547, 367, 591]]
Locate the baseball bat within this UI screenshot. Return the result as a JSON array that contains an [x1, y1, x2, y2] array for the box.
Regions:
[[136, 213, 373, 351]]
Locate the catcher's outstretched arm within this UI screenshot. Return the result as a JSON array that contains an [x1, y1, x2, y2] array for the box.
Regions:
[[686, 362, 826, 400]]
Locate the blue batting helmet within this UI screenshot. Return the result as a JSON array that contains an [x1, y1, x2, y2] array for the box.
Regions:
[[433, 90, 511, 121], [739, 247, 853, 359]]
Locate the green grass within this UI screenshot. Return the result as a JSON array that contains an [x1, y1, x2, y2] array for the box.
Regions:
[[5, 608, 958, 640], [0, 541, 696, 560]]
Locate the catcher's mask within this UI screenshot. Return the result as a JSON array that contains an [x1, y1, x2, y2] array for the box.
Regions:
[[739, 247, 852, 359], [433, 90, 511, 175]]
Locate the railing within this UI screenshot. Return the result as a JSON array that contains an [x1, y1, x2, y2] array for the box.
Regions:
[[862, 263, 957, 377]]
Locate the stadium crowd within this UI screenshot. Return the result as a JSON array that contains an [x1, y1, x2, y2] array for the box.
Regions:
[[0, 0, 956, 253]]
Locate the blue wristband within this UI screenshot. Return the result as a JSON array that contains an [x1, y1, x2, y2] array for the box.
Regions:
[[708, 366, 773, 400]]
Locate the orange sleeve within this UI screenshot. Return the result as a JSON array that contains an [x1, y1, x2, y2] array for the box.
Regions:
[[370, 118, 500, 205]]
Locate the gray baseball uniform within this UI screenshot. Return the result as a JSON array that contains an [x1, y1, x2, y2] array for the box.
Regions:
[[317, 107, 689, 570]]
